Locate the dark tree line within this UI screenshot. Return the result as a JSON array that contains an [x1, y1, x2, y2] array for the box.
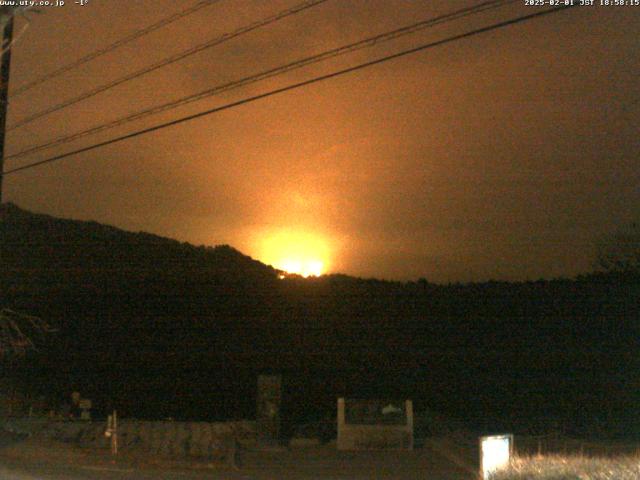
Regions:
[[1, 202, 638, 437]]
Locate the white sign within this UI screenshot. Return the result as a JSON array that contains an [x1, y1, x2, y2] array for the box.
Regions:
[[480, 434, 513, 479]]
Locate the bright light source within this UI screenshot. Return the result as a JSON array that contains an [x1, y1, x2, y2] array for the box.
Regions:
[[304, 260, 324, 277], [254, 229, 330, 277], [480, 434, 513, 479]]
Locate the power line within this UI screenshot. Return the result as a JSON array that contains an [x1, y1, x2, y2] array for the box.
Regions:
[[6, 0, 516, 162], [7, 0, 329, 131], [10, 0, 223, 97], [1, 4, 578, 177]]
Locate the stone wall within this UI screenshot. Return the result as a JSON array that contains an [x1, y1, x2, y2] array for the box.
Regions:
[[1, 417, 256, 459]]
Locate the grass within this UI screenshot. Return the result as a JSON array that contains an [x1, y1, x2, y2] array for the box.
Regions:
[[492, 454, 640, 480]]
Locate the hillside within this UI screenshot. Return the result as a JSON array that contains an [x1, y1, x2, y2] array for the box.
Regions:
[[0, 202, 284, 420], [1, 203, 639, 437]]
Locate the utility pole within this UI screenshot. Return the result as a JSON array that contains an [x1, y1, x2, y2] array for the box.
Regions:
[[0, 16, 13, 203]]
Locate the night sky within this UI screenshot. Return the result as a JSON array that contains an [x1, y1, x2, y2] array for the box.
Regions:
[[3, 0, 639, 282]]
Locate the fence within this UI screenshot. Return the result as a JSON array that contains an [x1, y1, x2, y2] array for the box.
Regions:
[[1, 417, 256, 460]]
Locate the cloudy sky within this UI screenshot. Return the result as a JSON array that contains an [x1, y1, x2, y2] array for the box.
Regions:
[[3, 0, 639, 282]]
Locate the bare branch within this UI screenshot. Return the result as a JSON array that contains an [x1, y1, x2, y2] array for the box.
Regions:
[[0, 308, 55, 359]]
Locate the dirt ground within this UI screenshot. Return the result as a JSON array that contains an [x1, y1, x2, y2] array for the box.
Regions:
[[0, 435, 478, 480]]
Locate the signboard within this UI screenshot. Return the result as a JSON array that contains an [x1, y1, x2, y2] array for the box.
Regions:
[[337, 398, 413, 450], [480, 434, 513, 479], [344, 399, 407, 425]]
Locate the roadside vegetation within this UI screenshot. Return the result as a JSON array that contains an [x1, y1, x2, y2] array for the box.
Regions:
[[493, 454, 640, 480]]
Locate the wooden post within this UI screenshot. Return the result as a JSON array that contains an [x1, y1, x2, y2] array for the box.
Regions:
[[106, 410, 118, 456], [111, 410, 118, 455], [537, 439, 542, 456], [0, 16, 13, 202], [336, 397, 345, 450], [405, 399, 414, 450]]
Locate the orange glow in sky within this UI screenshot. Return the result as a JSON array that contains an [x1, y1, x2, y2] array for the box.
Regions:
[[255, 229, 331, 277]]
